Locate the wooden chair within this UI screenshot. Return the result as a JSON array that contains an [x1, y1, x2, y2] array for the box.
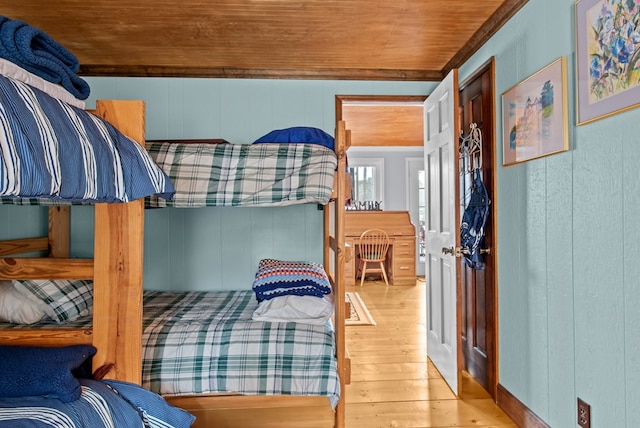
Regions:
[[357, 228, 390, 286]]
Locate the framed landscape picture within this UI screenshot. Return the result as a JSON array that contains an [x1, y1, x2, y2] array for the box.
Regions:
[[501, 57, 569, 166], [576, 0, 640, 125]]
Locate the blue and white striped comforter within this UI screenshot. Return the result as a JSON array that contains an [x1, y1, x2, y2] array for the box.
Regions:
[[0, 73, 174, 204], [0, 379, 194, 428]]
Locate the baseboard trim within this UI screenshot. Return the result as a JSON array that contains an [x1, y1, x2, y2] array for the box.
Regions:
[[496, 384, 550, 428]]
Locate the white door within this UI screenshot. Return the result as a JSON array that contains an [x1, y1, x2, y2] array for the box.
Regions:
[[424, 69, 460, 394]]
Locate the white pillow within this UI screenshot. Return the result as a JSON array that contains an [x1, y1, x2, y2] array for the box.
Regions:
[[0, 58, 85, 109], [12, 279, 93, 324], [0, 280, 48, 324], [252, 294, 334, 325]]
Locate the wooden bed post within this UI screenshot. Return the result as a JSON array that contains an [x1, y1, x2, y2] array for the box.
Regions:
[[48, 206, 70, 258], [92, 100, 145, 384], [327, 120, 350, 428]]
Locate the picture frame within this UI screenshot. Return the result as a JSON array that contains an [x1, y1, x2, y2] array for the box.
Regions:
[[501, 57, 569, 166], [576, 0, 640, 125]]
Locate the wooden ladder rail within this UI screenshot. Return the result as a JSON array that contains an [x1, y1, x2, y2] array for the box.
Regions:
[[324, 120, 351, 428]]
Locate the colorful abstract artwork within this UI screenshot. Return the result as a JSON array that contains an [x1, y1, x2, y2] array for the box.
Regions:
[[576, 0, 640, 124], [501, 57, 568, 165]]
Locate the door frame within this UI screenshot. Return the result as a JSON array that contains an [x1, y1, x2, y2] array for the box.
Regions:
[[335, 81, 498, 397], [459, 57, 499, 398]]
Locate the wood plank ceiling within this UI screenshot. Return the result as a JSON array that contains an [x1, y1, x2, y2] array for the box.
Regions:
[[1, 0, 527, 81]]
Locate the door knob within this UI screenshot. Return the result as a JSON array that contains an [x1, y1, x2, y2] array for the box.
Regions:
[[442, 246, 461, 257], [442, 246, 467, 257]]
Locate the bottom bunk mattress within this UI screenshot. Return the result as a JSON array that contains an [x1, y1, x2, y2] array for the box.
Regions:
[[0, 289, 340, 409], [141, 290, 340, 408]]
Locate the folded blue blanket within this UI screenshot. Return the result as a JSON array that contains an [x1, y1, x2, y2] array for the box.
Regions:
[[252, 259, 332, 302], [0, 15, 90, 99], [0, 344, 96, 403]]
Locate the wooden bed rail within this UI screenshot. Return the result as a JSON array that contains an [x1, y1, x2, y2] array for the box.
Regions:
[[0, 205, 84, 279], [0, 237, 49, 257], [0, 205, 70, 258], [0, 328, 93, 346], [166, 395, 335, 427], [0, 258, 93, 279]]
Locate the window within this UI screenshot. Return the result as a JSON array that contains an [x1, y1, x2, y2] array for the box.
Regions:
[[347, 158, 384, 209], [418, 169, 426, 259]]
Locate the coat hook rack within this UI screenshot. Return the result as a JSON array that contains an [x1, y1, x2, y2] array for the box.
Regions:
[[459, 123, 483, 173]]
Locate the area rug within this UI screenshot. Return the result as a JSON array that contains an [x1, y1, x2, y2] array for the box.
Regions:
[[345, 292, 376, 326]]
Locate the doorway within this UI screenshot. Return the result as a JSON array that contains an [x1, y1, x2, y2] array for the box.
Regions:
[[335, 95, 427, 277], [335, 79, 498, 398]]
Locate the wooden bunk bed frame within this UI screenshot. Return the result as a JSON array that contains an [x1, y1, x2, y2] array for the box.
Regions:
[[0, 101, 351, 428], [0, 100, 146, 385]]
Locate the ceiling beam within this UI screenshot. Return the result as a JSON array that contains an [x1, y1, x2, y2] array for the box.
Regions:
[[79, 65, 445, 81]]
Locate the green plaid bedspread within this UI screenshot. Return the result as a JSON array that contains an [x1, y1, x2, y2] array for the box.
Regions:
[[0, 290, 340, 407], [141, 290, 340, 407], [145, 142, 337, 207]]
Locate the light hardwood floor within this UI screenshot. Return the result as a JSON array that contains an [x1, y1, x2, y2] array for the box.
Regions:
[[345, 279, 517, 428]]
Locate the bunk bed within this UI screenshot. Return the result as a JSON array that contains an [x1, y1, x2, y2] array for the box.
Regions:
[[0, 68, 351, 427], [143, 125, 351, 427], [0, 68, 197, 426]]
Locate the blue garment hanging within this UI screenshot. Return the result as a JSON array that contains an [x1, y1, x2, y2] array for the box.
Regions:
[[460, 168, 490, 269]]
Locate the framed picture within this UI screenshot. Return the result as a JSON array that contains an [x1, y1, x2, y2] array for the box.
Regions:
[[501, 57, 569, 166], [576, 0, 640, 125]]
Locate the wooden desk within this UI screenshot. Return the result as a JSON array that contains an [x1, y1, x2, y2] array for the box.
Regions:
[[345, 211, 416, 286]]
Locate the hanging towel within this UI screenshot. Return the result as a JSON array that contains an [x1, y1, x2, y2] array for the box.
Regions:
[[460, 168, 490, 269], [0, 16, 90, 99]]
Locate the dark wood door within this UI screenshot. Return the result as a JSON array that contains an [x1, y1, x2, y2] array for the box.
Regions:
[[458, 59, 497, 397]]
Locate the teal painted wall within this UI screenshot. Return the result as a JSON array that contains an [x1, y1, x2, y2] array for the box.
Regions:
[[0, 79, 432, 291], [460, 0, 639, 426], [65, 79, 432, 291]]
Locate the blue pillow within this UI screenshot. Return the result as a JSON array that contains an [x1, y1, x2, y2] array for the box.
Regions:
[[253, 126, 334, 150], [0, 344, 96, 402]]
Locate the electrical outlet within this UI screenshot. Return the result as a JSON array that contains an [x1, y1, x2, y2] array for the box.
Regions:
[[577, 398, 591, 428]]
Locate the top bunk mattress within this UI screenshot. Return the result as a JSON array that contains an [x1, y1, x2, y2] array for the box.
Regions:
[[145, 141, 337, 208]]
